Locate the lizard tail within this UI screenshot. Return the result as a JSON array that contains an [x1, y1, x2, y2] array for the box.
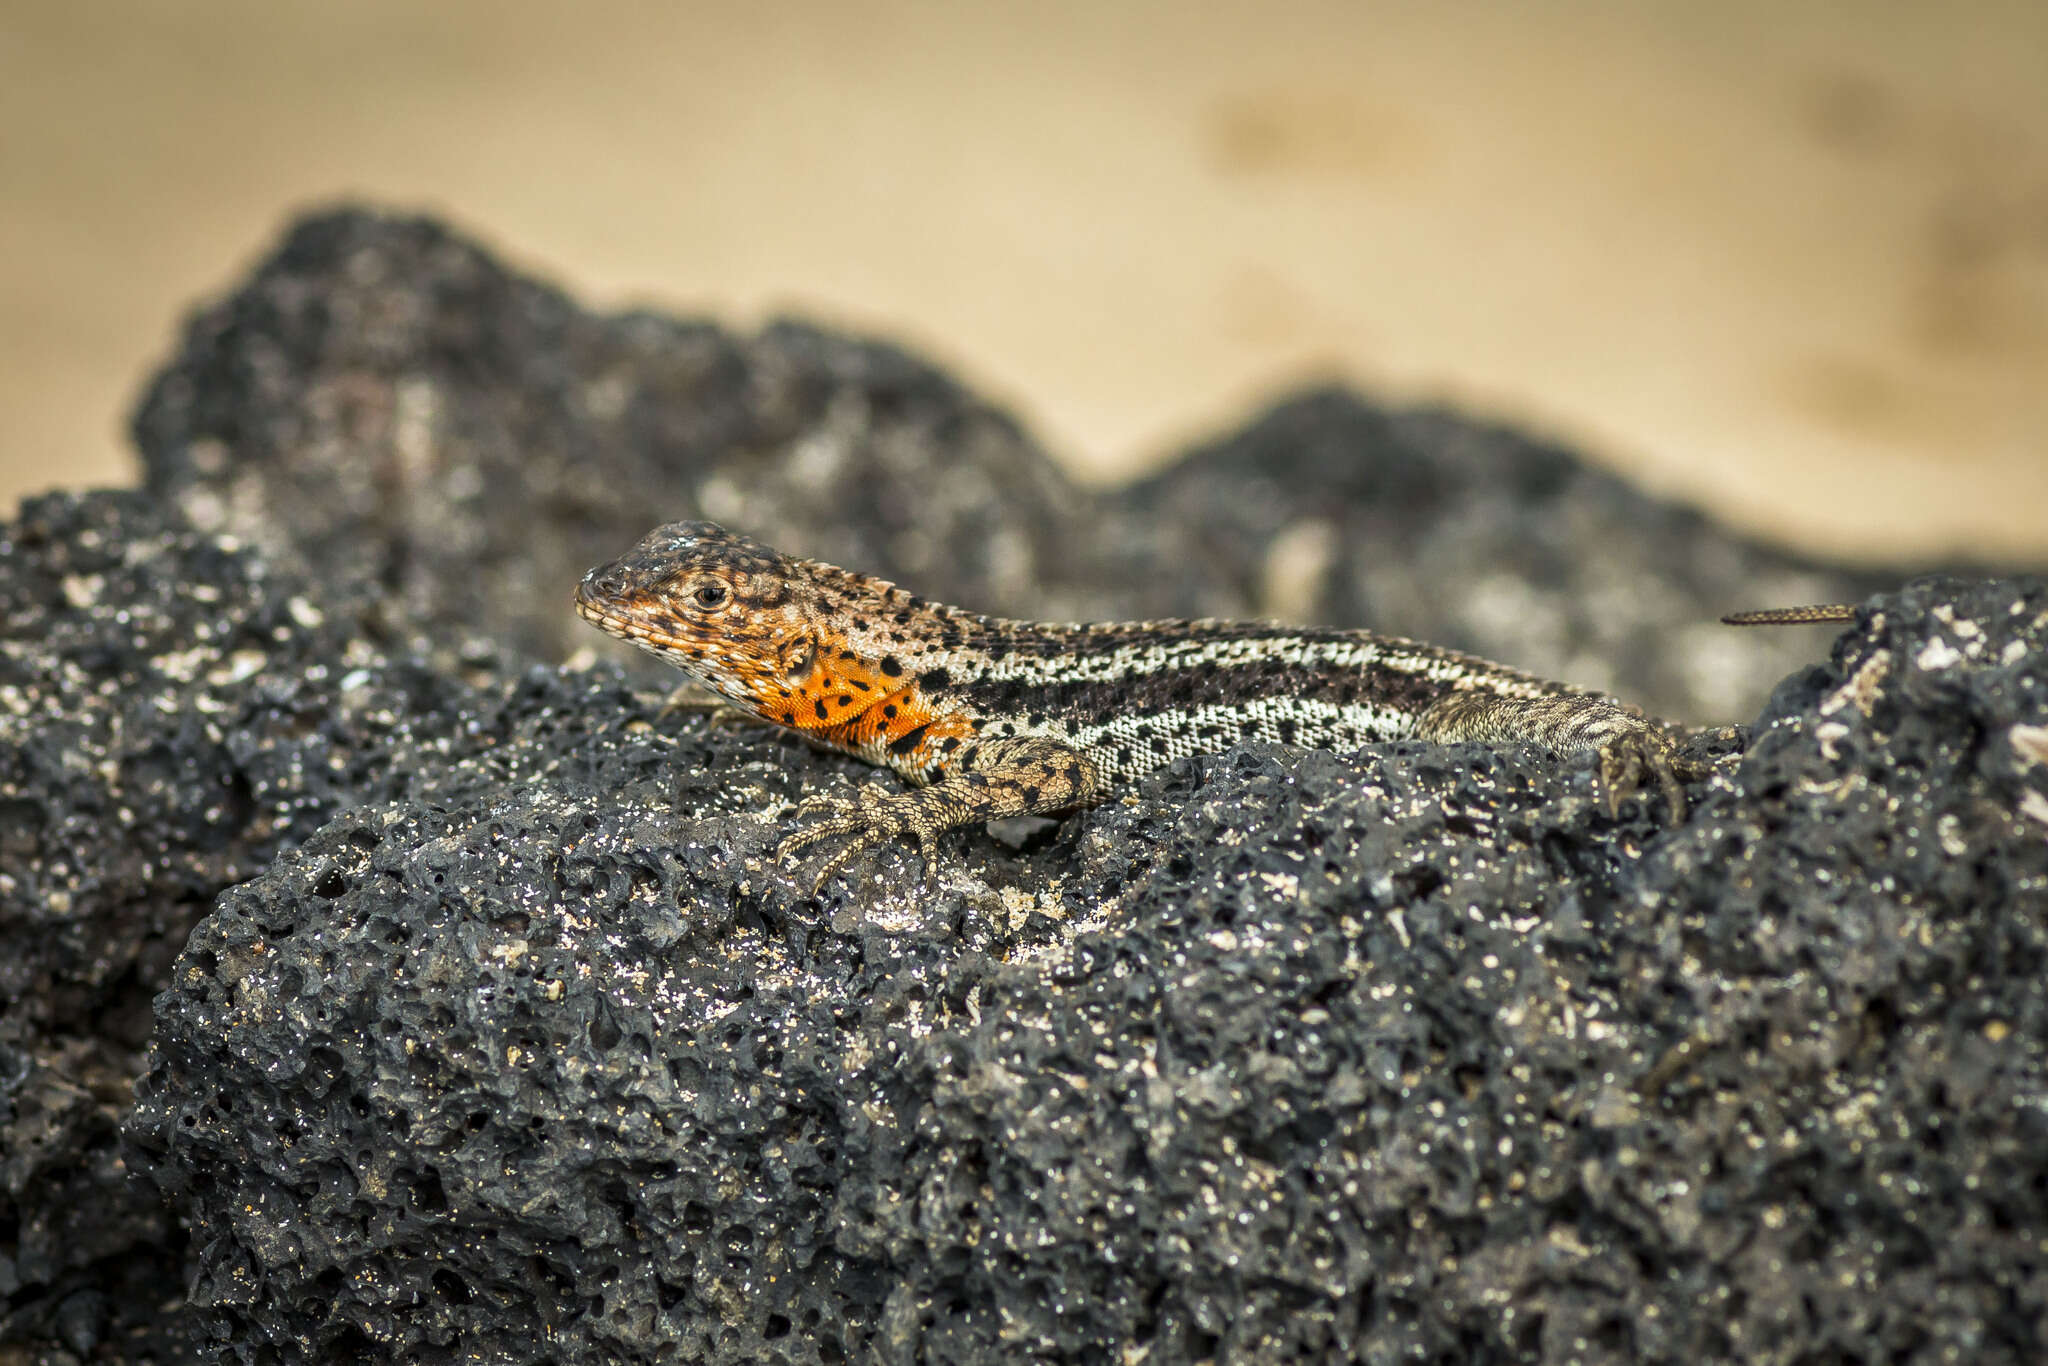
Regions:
[[1720, 604, 1858, 627]]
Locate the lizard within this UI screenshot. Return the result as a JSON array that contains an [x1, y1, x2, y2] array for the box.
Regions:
[[575, 520, 1705, 893]]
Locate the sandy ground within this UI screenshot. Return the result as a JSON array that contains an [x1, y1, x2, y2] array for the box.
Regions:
[[2, 1, 2044, 564]]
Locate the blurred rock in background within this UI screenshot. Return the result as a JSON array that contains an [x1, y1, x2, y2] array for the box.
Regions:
[[6, 3, 2048, 565]]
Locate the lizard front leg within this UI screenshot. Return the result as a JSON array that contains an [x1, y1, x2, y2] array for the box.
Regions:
[[1415, 689, 1698, 820], [776, 736, 1104, 894]]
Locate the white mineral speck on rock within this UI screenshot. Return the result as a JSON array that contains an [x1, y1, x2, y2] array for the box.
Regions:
[[2011, 725, 2048, 767], [2021, 791, 2048, 831], [1916, 637, 1963, 671], [61, 573, 102, 609], [208, 650, 268, 685]]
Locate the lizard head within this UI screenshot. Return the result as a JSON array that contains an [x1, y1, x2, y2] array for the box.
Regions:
[[575, 521, 821, 706]]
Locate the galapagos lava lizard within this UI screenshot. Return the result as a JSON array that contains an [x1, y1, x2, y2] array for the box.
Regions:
[[576, 521, 1705, 891]]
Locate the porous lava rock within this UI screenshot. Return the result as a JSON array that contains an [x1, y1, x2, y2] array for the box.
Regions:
[[0, 490, 373, 1365], [128, 572, 2048, 1362], [2, 208, 2039, 1363]]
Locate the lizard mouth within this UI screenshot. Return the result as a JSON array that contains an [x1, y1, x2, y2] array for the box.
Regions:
[[573, 590, 700, 658]]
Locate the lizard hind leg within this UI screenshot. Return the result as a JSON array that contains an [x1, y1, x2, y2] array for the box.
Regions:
[[774, 737, 1102, 895], [1415, 689, 1695, 821]]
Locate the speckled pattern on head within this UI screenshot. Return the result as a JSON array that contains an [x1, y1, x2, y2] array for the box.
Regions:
[[577, 520, 1695, 889]]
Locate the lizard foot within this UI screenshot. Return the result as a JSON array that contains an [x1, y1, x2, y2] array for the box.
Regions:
[[775, 785, 943, 895], [1595, 731, 1699, 823]]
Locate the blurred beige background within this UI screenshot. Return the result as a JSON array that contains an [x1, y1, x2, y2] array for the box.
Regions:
[[2, 1, 2044, 563]]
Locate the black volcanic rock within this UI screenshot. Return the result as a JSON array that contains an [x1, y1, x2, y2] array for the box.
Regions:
[[118, 664, 1698, 1363], [125, 570, 2048, 1364], [1614, 577, 2048, 1357], [1106, 390, 1899, 724], [131, 209, 1895, 724], [128, 210, 1121, 672], [0, 490, 356, 1366], [4, 208, 2040, 1363]]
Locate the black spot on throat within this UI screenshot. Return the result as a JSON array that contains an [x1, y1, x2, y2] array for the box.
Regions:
[[889, 722, 933, 755]]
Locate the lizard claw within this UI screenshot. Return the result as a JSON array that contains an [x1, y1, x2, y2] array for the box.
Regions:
[[1594, 731, 1698, 823], [775, 784, 938, 895], [781, 821, 889, 895]]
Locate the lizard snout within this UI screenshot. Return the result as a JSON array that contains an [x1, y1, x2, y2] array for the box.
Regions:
[[577, 563, 630, 607]]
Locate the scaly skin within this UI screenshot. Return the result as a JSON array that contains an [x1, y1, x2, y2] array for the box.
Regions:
[[576, 521, 1697, 891], [1720, 604, 1858, 626]]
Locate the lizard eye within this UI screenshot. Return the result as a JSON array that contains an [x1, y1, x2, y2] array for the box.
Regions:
[[691, 582, 731, 611]]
